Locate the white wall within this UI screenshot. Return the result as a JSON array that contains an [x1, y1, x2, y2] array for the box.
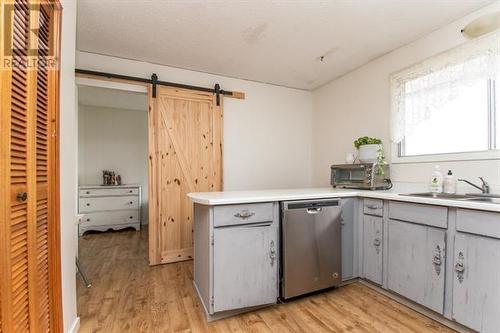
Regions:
[[312, 1, 500, 193], [59, 0, 79, 332], [78, 105, 149, 223], [76, 51, 314, 190]]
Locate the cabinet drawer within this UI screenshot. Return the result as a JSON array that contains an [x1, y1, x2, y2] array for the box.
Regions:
[[79, 187, 139, 197], [79, 196, 139, 213], [214, 203, 274, 227], [81, 210, 140, 227], [389, 201, 447, 229], [456, 209, 500, 239], [363, 199, 383, 216]]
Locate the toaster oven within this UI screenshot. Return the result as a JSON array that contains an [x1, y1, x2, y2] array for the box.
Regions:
[[330, 163, 391, 190]]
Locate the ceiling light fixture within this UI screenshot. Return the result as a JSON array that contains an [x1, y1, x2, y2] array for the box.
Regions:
[[461, 11, 500, 39]]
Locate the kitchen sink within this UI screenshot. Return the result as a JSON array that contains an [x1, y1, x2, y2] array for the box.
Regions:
[[400, 192, 500, 204], [400, 192, 471, 200], [461, 197, 500, 204]]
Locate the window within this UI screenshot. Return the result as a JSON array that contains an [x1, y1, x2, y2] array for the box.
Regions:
[[391, 32, 500, 161]]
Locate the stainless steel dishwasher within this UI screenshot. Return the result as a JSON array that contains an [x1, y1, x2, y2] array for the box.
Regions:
[[281, 199, 342, 299]]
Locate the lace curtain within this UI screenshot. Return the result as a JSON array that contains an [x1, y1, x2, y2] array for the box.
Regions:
[[390, 31, 500, 144]]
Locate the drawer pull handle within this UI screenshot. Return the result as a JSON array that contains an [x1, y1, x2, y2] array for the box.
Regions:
[[16, 192, 28, 202], [86, 191, 90, 194], [432, 245, 443, 276], [234, 210, 255, 219], [129, 216, 133, 219], [129, 201, 133, 204], [86, 203, 90, 206], [129, 190, 133, 193], [86, 218, 90, 222], [455, 251, 465, 283], [373, 231, 381, 254], [366, 204, 380, 210], [269, 240, 276, 267]]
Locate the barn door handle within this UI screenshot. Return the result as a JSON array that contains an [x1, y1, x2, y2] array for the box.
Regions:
[[16, 192, 28, 202]]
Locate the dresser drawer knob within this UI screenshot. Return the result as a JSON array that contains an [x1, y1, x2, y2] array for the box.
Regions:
[[86, 218, 90, 222], [129, 190, 133, 193], [129, 216, 133, 219], [86, 203, 90, 206], [129, 201, 133, 204], [86, 191, 90, 194]]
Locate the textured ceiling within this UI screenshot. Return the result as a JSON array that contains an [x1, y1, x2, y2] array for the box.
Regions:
[[77, 0, 494, 90]]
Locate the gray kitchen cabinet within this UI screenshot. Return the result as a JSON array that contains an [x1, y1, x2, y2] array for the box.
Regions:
[[362, 214, 383, 285], [193, 202, 279, 320], [452, 232, 500, 332], [387, 219, 446, 314], [341, 198, 356, 281], [213, 221, 278, 312]]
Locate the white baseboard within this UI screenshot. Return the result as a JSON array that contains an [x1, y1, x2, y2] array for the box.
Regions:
[[68, 317, 80, 333]]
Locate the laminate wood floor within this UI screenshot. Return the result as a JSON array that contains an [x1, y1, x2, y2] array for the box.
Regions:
[[77, 228, 454, 333]]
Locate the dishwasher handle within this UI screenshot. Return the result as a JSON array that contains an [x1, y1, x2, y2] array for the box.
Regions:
[[306, 207, 322, 214]]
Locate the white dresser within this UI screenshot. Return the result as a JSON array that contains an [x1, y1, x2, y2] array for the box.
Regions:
[[78, 185, 141, 235]]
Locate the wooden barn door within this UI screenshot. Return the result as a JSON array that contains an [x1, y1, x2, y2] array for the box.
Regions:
[[0, 1, 62, 332], [149, 86, 222, 265]]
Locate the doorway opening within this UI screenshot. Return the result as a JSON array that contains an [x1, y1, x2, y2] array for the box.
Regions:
[[75, 80, 151, 328]]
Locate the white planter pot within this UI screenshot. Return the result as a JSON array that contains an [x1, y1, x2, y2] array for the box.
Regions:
[[358, 144, 380, 163]]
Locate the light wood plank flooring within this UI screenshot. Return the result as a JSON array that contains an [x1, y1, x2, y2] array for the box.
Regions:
[[77, 228, 454, 333]]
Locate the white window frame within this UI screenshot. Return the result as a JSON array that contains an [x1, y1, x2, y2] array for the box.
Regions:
[[390, 32, 500, 164]]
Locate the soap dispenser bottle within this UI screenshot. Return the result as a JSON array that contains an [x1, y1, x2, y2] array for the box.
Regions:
[[443, 170, 456, 194], [430, 165, 443, 193]]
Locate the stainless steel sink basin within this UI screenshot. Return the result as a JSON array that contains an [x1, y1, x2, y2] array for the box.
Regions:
[[400, 192, 471, 200], [461, 197, 500, 204], [400, 192, 500, 204]]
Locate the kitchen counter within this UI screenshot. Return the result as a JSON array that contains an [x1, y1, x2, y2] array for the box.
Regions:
[[188, 187, 500, 213]]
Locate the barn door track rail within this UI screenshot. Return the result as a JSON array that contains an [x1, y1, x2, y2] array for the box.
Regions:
[[75, 68, 245, 105]]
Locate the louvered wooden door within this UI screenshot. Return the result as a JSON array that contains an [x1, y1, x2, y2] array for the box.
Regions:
[[149, 86, 222, 265], [0, 1, 62, 332]]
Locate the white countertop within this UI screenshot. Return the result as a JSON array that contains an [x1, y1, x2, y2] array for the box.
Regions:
[[187, 187, 500, 213]]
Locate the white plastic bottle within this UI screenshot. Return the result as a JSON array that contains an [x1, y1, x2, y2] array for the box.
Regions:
[[443, 170, 456, 194], [430, 165, 443, 193]]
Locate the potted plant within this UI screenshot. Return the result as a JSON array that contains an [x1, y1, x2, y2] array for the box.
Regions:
[[353, 136, 383, 163]]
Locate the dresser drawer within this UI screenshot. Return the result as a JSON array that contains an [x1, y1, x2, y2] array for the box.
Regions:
[[79, 187, 139, 197], [213, 203, 274, 227], [363, 199, 383, 216], [456, 209, 500, 239], [79, 196, 139, 213], [81, 210, 140, 227], [389, 201, 448, 229]]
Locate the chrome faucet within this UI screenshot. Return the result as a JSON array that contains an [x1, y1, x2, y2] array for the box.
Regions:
[[458, 177, 490, 194]]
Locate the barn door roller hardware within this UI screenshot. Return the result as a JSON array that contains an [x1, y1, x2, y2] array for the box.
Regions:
[[214, 83, 221, 106], [151, 73, 159, 98], [75, 69, 245, 104]]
